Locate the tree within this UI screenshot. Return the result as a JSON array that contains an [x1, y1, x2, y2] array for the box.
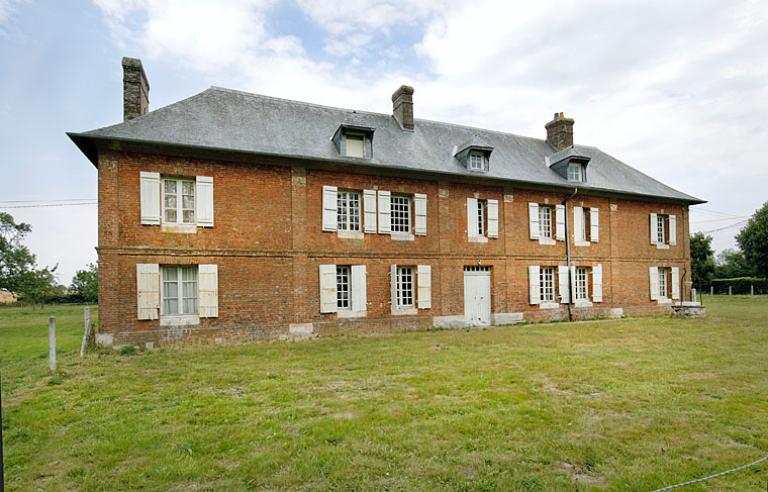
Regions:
[[690, 232, 716, 287], [736, 201, 768, 278], [715, 248, 756, 279], [71, 263, 98, 303]]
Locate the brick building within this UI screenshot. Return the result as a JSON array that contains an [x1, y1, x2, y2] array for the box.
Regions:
[[69, 58, 704, 347]]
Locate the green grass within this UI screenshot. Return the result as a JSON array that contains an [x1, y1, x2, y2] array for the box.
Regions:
[[2, 297, 767, 490]]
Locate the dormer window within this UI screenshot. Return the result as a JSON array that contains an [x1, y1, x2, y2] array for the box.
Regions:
[[468, 151, 487, 171], [567, 162, 585, 182], [332, 123, 375, 160], [345, 134, 365, 158]]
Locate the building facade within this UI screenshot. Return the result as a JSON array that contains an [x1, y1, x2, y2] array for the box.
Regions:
[[69, 58, 703, 347]]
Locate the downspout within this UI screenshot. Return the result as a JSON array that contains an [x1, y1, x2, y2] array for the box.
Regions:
[[562, 187, 579, 322]]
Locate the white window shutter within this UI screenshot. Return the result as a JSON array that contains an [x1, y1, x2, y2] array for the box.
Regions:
[[140, 172, 161, 225], [570, 266, 577, 302], [195, 176, 214, 227], [558, 265, 570, 304], [487, 199, 499, 238], [378, 191, 391, 233], [414, 193, 427, 236], [555, 205, 565, 240], [671, 267, 680, 299], [351, 265, 367, 313], [136, 263, 159, 320], [319, 264, 337, 313], [528, 265, 540, 305], [363, 189, 377, 233], [198, 264, 219, 318], [649, 266, 659, 300], [528, 203, 540, 240], [417, 264, 432, 309], [322, 186, 338, 232], [669, 215, 677, 245], [573, 206, 584, 242], [390, 264, 398, 308], [590, 208, 599, 242], [467, 198, 478, 238], [650, 213, 658, 244], [592, 264, 603, 302]]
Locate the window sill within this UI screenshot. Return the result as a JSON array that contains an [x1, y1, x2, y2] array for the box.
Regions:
[[657, 298, 672, 305], [538, 237, 556, 245], [574, 241, 590, 247], [574, 300, 593, 308], [655, 243, 670, 250], [337, 309, 367, 319], [160, 314, 200, 327], [162, 223, 197, 234], [392, 306, 418, 316], [337, 230, 364, 240], [468, 235, 488, 243], [390, 232, 415, 241], [539, 302, 560, 310]]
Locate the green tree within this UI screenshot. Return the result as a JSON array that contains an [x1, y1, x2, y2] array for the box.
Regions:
[[71, 263, 98, 303], [715, 248, 756, 278], [690, 232, 716, 288], [736, 201, 768, 278]]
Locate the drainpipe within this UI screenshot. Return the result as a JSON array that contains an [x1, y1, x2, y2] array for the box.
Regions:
[[562, 187, 579, 322]]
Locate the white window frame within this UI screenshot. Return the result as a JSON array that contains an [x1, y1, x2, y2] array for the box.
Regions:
[[580, 207, 589, 243], [390, 195, 411, 233], [575, 267, 589, 301], [161, 265, 198, 316], [657, 214, 667, 244], [162, 178, 196, 225], [345, 133, 365, 158], [468, 151, 486, 171], [476, 199, 486, 236], [336, 265, 351, 310], [540, 267, 555, 302], [658, 267, 669, 299], [567, 162, 585, 182], [337, 190, 361, 232], [539, 205, 553, 239], [396, 266, 414, 308]]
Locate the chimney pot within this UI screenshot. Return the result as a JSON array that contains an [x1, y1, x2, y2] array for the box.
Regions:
[[545, 111, 575, 150], [392, 85, 414, 131], [122, 57, 150, 121]]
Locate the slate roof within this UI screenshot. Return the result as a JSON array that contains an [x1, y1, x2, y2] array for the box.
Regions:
[[68, 86, 703, 204]]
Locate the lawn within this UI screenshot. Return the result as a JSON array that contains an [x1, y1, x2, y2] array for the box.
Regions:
[[1, 297, 767, 491]]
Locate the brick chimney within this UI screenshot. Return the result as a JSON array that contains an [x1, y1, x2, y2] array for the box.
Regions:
[[122, 57, 150, 121], [545, 112, 574, 150], [392, 85, 414, 131]]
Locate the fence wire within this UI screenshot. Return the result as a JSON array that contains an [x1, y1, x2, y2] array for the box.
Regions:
[[651, 454, 768, 491]]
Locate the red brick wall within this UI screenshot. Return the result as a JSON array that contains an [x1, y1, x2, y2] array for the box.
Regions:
[[97, 151, 692, 345]]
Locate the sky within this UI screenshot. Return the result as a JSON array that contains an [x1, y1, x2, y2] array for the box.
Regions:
[[1, 0, 766, 284]]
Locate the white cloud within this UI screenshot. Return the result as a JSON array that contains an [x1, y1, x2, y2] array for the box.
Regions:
[[92, 0, 768, 253]]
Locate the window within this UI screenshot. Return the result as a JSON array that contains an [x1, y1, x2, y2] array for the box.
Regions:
[[567, 162, 585, 182], [540, 267, 555, 302], [468, 151, 487, 171], [346, 134, 365, 158], [539, 205, 553, 239], [161, 265, 198, 315], [337, 191, 361, 231], [476, 199, 486, 236], [658, 267, 669, 298], [391, 195, 411, 233], [579, 207, 589, 242], [396, 266, 414, 308], [163, 178, 195, 224], [336, 266, 351, 309], [575, 267, 589, 301], [657, 214, 667, 244]]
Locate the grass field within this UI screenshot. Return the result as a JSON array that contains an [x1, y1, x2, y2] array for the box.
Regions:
[[1, 297, 767, 491]]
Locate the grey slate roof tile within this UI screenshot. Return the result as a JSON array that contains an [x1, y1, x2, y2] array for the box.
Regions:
[[70, 86, 703, 204]]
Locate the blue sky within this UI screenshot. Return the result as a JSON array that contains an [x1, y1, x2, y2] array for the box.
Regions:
[[1, 0, 767, 284]]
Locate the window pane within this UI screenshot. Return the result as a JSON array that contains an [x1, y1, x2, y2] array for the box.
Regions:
[[182, 210, 195, 224], [539, 206, 552, 238], [477, 200, 485, 235], [165, 194, 177, 209], [336, 266, 350, 309], [182, 194, 195, 209], [390, 196, 410, 233], [162, 267, 178, 281], [540, 267, 554, 302], [164, 180, 177, 194], [164, 298, 178, 315], [182, 181, 195, 195], [397, 266, 414, 307], [346, 136, 365, 158], [165, 209, 177, 223]]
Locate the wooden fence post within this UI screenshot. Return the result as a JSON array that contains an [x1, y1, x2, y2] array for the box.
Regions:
[[751, 285, 754, 297], [48, 317, 56, 374], [80, 306, 91, 358], [728, 286, 732, 296], [710, 286, 714, 296]]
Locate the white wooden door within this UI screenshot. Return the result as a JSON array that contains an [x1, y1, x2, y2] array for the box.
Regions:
[[464, 267, 491, 326]]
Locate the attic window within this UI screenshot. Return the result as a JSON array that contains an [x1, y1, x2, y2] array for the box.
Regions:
[[567, 162, 586, 182], [346, 134, 365, 158], [468, 151, 487, 171]]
